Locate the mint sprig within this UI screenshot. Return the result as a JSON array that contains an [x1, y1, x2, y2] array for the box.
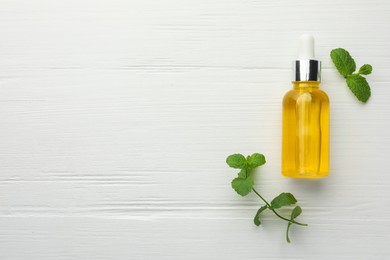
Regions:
[[330, 48, 372, 102], [226, 153, 307, 243]]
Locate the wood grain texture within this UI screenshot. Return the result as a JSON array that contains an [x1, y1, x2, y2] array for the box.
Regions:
[[0, 0, 390, 259]]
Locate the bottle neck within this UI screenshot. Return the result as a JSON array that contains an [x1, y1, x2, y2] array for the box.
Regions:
[[292, 81, 320, 90]]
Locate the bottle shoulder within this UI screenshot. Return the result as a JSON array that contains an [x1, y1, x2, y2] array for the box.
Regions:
[[283, 87, 329, 103]]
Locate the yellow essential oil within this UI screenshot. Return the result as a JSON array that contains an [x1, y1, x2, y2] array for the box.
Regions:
[[282, 81, 329, 178], [282, 34, 330, 178]]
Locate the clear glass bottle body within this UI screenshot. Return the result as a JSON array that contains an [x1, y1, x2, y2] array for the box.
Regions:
[[282, 81, 329, 178]]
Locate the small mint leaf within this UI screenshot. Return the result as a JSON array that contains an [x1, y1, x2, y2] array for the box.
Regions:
[[254, 205, 268, 226], [291, 205, 302, 219], [330, 48, 356, 77], [270, 193, 297, 209], [226, 154, 247, 169], [231, 174, 253, 196], [247, 153, 266, 169], [346, 74, 371, 102], [286, 206, 303, 243], [358, 64, 372, 75]]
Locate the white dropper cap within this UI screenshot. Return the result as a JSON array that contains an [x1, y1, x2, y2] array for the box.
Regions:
[[293, 33, 321, 82], [298, 33, 315, 60]]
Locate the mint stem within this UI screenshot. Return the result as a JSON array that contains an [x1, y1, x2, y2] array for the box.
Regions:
[[286, 222, 293, 243], [252, 188, 308, 227]]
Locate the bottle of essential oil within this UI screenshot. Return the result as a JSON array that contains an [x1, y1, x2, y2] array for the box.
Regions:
[[282, 34, 329, 178]]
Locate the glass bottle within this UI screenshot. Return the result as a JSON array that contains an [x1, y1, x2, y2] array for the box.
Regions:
[[282, 34, 329, 178]]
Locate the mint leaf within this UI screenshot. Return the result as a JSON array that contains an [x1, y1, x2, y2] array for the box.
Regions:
[[330, 48, 373, 103], [291, 206, 302, 219], [270, 193, 297, 209], [330, 48, 356, 77], [247, 153, 266, 169], [226, 154, 247, 169], [346, 74, 371, 102], [286, 206, 303, 243], [254, 205, 268, 226], [358, 64, 372, 75], [231, 174, 253, 196]]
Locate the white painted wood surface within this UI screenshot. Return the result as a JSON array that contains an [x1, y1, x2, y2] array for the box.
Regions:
[[1, 0, 389, 259]]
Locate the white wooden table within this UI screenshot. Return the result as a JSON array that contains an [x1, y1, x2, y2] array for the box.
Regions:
[[1, 0, 389, 259]]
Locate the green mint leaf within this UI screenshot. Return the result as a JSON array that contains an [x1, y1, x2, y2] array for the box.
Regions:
[[247, 153, 266, 169], [231, 174, 253, 196], [286, 206, 303, 243], [254, 205, 268, 226], [346, 74, 371, 102], [358, 64, 372, 75], [226, 154, 247, 169], [270, 192, 297, 209], [290, 205, 302, 219], [330, 48, 373, 103], [330, 48, 356, 77]]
